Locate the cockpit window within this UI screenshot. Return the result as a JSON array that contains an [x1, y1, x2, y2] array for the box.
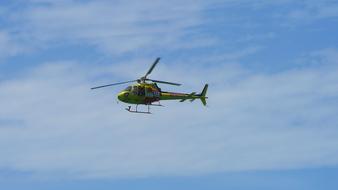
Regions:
[[124, 86, 132, 91]]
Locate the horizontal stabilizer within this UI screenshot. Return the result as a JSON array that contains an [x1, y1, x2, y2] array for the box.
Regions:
[[190, 92, 196, 97], [179, 92, 196, 103]]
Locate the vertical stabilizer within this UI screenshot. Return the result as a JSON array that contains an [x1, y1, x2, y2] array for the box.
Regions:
[[200, 84, 208, 106]]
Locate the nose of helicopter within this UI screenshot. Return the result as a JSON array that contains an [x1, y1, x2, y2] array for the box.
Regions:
[[118, 91, 128, 102]]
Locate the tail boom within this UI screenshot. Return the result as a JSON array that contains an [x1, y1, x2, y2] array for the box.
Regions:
[[160, 84, 208, 106]]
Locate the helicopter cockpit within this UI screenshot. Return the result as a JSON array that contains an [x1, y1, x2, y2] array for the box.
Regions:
[[123, 85, 146, 96], [124, 86, 132, 92]]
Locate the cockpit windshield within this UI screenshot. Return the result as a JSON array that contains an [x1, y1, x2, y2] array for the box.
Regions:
[[124, 86, 132, 92]]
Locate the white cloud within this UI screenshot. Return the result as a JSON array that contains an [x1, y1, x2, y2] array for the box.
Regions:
[[1, 48, 338, 178]]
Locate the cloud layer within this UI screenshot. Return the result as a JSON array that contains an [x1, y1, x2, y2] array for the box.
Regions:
[[1, 48, 338, 178]]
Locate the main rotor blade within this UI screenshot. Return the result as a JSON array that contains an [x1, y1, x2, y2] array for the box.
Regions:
[[144, 57, 160, 78], [146, 79, 181, 86], [91, 80, 137, 90]]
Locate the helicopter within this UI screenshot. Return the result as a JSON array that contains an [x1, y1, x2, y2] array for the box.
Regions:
[[91, 58, 208, 114]]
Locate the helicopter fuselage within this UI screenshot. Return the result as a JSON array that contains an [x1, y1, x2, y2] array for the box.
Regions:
[[117, 83, 206, 105], [118, 83, 160, 105]]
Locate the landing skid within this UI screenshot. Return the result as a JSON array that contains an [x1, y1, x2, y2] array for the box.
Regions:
[[149, 102, 164, 107], [126, 105, 151, 114], [125, 102, 164, 114]]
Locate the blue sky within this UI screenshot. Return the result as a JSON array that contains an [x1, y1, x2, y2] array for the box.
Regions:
[[1, 0, 338, 189]]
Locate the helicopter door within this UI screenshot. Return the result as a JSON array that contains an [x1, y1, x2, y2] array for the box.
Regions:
[[145, 87, 154, 97], [139, 86, 145, 96], [146, 87, 160, 98], [133, 86, 145, 96]]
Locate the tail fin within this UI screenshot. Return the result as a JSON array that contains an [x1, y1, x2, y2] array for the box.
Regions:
[[200, 84, 208, 106]]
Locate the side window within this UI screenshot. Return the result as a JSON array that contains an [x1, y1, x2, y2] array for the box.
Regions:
[[132, 86, 138, 94]]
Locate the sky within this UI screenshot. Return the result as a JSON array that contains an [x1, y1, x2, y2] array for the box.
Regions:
[[0, 0, 338, 189]]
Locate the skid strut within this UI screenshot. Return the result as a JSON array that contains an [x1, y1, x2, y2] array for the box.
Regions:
[[150, 101, 164, 107], [126, 105, 151, 114]]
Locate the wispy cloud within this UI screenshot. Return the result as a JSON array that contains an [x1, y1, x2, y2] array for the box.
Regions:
[[287, 1, 338, 21], [11, 0, 216, 54], [3, 0, 335, 59], [0, 31, 26, 60]]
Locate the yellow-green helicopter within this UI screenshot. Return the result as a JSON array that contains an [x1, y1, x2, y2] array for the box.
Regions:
[[91, 58, 208, 114]]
